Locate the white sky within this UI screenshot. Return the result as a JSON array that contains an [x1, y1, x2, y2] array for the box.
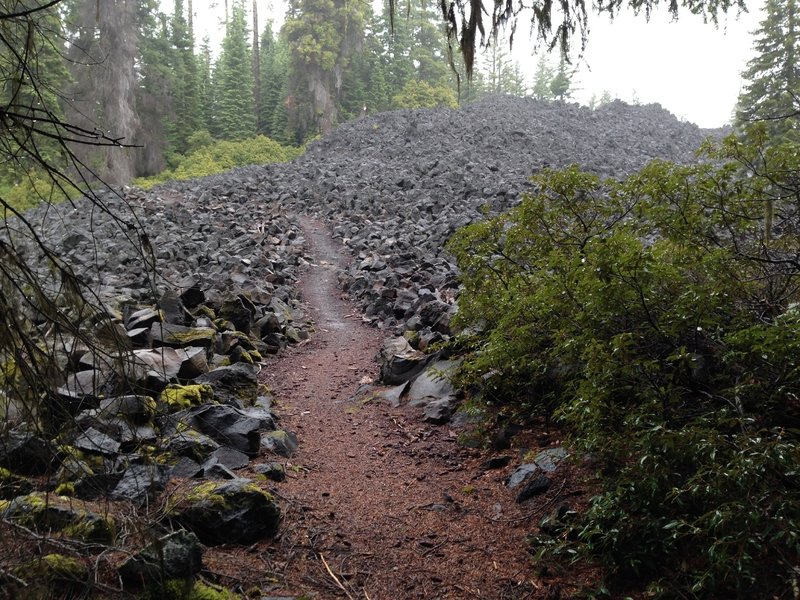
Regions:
[[188, 0, 764, 128]]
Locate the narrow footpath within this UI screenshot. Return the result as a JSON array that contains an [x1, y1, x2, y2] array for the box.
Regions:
[[209, 218, 546, 599]]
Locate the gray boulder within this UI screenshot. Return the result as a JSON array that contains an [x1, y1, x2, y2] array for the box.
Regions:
[[186, 404, 262, 456], [110, 464, 168, 506], [260, 430, 298, 457], [119, 529, 203, 586], [0, 430, 55, 475], [193, 362, 259, 406], [379, 337, 433, 385]]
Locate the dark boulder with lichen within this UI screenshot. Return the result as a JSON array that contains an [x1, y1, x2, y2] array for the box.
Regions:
[[168, 478, 280, 545]]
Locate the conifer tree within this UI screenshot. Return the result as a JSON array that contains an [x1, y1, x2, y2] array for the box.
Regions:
[[532, 54, 555, 100], [213, 0, 256, 140], [735, 0, 800, 142], [0, 5, 71, 185], [549, 52, 572, 100], [259, 22, 290, 139], [167, 0, 200, 154], [134, 4, 173, 174], [64, 0, 143, 183], [197, 35, 215, 133], [341, 18, 391, 117]]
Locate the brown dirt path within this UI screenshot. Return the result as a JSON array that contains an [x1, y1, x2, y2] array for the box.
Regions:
[[212, 218, 564, 599]]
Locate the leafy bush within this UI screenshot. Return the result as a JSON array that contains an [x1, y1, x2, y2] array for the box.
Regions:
[[447, 128, 800, 597], [136, 135, 302, 188], [392, 79, 458, 110]]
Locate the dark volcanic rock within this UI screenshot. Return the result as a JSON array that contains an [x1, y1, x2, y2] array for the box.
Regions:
[[0, 430, 54, 475], [169, 479, 280, 545], [119, 529, 203, 585]]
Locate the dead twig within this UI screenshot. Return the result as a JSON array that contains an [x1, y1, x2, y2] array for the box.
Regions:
[[319, 552, 356, 600]]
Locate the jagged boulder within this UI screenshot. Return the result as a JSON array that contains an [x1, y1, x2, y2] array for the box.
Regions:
[[118, 529, 203, 586], [0, 430, 54, 475], [169, 479, 280, 545]]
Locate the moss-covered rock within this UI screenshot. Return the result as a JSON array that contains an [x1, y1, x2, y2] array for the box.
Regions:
[[0, 466, 34, 499], [169, 479, 280, 545], [160, 384, 215, 411], [9, 553, 89, 600], [150, 323, 217, 348], [2, 492, 116, 544], [140, 579, 240, 600]]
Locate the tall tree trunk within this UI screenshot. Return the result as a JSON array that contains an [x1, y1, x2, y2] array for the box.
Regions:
[[253, 0, 261, 132], [66, 0, 140, 185], [188, 0, 194, 45]]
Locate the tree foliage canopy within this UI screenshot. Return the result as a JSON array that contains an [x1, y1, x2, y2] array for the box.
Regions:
[[735, 0, 799, 142]]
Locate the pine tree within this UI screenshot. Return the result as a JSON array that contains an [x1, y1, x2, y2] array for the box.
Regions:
[[482, 42, 528, 96], [64, 0, 144, 183], [197, 35, 215, 133], [167, 0, 200, 154], [736, 0, 800, 142], [532, 54, 555, 100], [549, 52, 572, 101], [213, 0, 256, 140], [135, 4, 173, 175], [341, 16, 391, 117], [0, 5, 71, 184], [259, 22, 290, 140]]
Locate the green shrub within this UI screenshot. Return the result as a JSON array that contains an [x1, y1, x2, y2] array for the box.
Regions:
[[447, 129, 800, 597], [392, 79, 458, 110], [135, 135, 302, 189]]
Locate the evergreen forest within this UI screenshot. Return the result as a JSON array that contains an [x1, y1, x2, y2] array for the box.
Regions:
[[0, 0, 570, 204]]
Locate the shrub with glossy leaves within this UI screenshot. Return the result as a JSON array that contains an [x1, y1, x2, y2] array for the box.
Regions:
[[447, 127, 800, 597]]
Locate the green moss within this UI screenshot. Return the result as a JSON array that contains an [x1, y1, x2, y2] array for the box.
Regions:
[[173, 482, 228, 512], [14, 553, 88, 590], [192, 582, 239, 600], [0, 499, 9, 512], [163, 328, 217, 346], [57, 444, 104, 474], [192, 305, 217, 321], [242, 482, 274, 503], [141, 579, 240, 600], [7, 492, 115, 543], [160, 384, 215, 410], [21, 491, 47, 510], [61, 514, 116, 544], [213, 319, 235, 332], [143, 395, 158, 416], [54, 482, 75, 497]]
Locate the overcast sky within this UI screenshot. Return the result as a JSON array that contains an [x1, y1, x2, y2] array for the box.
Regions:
[[189, 1, 764, 129]]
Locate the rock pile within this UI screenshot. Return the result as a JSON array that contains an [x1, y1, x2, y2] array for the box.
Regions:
[[265, 96, 720, 337], [0, 177, 311, 572], [0, 98, 719, 585]]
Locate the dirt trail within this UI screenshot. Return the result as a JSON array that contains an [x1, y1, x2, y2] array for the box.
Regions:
[[221, 218, 544, 599]]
